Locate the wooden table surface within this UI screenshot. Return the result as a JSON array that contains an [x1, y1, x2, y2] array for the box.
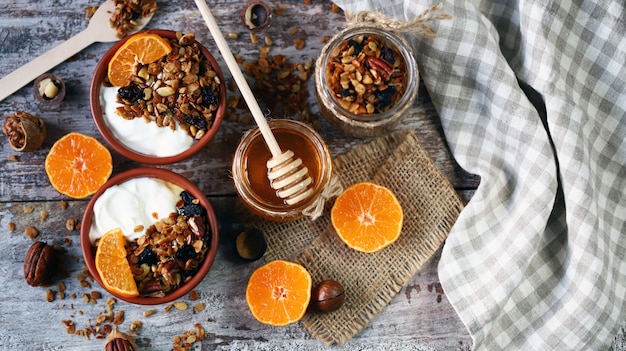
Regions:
[[0, 1, 623, 350]]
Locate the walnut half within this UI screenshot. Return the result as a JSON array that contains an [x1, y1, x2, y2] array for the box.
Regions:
[[2, 111, 47, 152]]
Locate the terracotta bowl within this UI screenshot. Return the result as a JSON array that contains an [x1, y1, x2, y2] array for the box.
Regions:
[[90, 29, 226, 165], [80, 168, 219, 305]]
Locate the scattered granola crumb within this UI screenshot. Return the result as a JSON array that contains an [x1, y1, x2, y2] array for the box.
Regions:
[[193, 303, 205, 313], [66, 218, 77, 231], [25, 226, 38, 239], [8, 155, 19, 162], [250, 32, 259, 44], [172, 323, 206, 350], [23, 206, 34, 214], [8, 222, 16, 232], [46, 289, 55, 302], [189, 290, 199, 301], [60, 200, 68, 210], [40, 210, 48, 221], [173, 301, 188, 311], [290, 28, 298, 35], [295, 37, 306, 50], [143, 309, 157, 317]]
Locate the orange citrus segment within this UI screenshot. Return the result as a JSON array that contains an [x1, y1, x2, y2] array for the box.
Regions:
[[331, 182, 404, 253], [95, 228, 139, 298], [44, 132, 113, 199], [246, 260, 312, 326], [107, 32, 172, 86]]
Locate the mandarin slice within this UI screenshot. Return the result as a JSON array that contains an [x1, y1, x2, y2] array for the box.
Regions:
[[246, 260, 312, 326], [44, 132, 112, 199], [331, 182, 403, 253], [95, 228, 139, 298], [107, 32, 172, 86]]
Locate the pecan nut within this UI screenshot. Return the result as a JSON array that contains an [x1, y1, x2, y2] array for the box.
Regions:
[[2, 111, 47, 152], [24, 241, 55, 286]]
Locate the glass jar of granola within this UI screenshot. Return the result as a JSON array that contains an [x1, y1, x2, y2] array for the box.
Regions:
[[314, 27, 418, 138], [232, 119, 334, 221]]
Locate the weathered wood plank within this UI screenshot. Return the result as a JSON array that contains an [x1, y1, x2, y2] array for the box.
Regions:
[[0, 0, 479, 203], [0, 196, 472, 350]]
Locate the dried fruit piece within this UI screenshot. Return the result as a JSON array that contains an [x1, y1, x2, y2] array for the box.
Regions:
[[95, 228, 140, 298], [331, 182, 403, 253], [246, 260, 312, 326], [107, 32, 172, 86], [44, 132, 112, 199]]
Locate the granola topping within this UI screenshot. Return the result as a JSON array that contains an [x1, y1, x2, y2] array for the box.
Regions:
[[109, 0, 158, 38], [109, 32, 221, 142]]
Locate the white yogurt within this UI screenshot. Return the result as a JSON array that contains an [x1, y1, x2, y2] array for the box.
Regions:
[[100, 86, 194, 157], [89, 177, 184, 244]]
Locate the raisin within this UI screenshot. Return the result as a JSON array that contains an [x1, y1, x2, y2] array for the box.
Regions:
[[379, 46, 396, 66], [176, 245, 196, 261], [347, 39, 362, 56], [374, 85, 397, 111], [180, 191, 195, 204], [183, 115, 207, 130], [117, 84, 143, 104], [339, 89, 356, 99], [200, 86, 218, 107], [138, 248, 158, 266]]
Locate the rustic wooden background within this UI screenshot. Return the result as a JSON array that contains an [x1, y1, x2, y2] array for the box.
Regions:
[[1, 0, 624, 350]]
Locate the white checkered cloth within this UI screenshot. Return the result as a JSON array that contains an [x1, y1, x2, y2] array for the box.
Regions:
[[332, 0, 626, 349]]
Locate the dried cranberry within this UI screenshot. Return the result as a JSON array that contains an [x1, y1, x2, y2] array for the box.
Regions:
[[379, 46, 396, 66], [117, 84, 143, 105], [200, 86, 218, 107]]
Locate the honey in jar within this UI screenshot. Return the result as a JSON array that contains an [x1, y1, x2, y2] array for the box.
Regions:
[[232, 119, 333, 221]]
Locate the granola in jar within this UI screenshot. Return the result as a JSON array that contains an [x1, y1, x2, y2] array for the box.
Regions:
[[314, 27, 418, 137]]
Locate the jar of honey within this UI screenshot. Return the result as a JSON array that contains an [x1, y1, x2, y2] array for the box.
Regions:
[[314, 27, 418, 138], [232, 119, 333, 221]]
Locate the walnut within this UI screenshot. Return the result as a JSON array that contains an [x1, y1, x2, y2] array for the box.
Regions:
[[24, 241, 56, 287], [2, 111, 46, 152]]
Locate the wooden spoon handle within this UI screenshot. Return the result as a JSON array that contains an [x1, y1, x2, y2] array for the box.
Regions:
[[0, 29, 95, 102]]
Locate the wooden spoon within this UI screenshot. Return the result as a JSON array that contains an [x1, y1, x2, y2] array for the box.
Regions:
[[0, 0, 154, 102]]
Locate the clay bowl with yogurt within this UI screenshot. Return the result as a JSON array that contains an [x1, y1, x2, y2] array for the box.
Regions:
[[90, 29, 226, 165], [80, 167, 219, 305]]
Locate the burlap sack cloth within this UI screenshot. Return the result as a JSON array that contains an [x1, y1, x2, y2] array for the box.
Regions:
[[245, 129, 464, 345]]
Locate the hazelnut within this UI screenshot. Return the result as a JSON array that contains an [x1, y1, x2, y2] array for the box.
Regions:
[[240, 0, 272, 31], [24, 241, 55, 287], [234, 228, 267, 262], [33, 73, 66, 105], [310, 280, 345, 313], [2, 111, 47, 152], [105, 328, 138, 351]]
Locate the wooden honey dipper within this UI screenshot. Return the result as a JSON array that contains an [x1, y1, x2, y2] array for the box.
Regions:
[[194, 0, 314, 205]]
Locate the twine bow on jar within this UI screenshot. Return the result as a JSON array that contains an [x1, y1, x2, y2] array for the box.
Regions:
[[344, 3, 452, 39]]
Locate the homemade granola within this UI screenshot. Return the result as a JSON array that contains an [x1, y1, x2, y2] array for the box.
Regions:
[[121, 191, 212, 297], [110, 32, 222, 140], [109, 0, 158, 38], [325, 34, 407, 114]]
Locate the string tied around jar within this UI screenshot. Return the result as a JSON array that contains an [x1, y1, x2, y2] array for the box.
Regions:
[[344, 3, 452, 39], [302, 175, 343, 221]]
